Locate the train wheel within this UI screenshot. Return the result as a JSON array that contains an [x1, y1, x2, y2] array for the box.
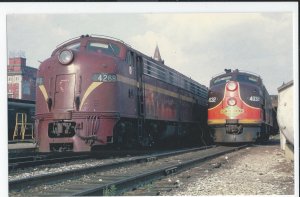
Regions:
[[113, 120, 138, 149]]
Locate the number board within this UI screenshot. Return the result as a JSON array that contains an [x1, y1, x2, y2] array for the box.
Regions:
[[249, 96, 260, 102], [92, 73, 117, 82]]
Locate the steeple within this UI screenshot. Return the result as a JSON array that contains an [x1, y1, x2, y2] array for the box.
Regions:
[[153, 45, 164, 64]]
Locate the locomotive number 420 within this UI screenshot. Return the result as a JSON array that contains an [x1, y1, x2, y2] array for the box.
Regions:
[[93, 73, 117, 82]]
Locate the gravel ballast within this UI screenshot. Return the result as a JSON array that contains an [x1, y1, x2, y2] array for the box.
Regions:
[[160, 142, 294, 195]]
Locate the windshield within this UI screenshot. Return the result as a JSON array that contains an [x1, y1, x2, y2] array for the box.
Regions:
[[66, 42, 80, 51], [236, 74, 259, 84], [53, 42, 81, 56], [87, 42, 120, 56], [212, 75, 232, 85]]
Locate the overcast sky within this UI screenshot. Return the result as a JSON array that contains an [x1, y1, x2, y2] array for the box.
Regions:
[[5, 9, 296, 95]]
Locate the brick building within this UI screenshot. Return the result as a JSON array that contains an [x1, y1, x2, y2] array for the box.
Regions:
[[7, 56, 37, 101]]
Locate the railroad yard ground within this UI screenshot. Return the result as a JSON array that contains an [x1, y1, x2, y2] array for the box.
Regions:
[[157, 138, 295, 196], [8, 136, 296, 196]]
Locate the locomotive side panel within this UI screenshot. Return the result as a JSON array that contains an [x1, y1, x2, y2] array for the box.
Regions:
[[115, 51, 138, 118], [179, 89, 196, 122], [116, 76, 138, 118], [149, 78, 178, 121], [143, 75, 157, 119], [142, 57, 207, 123]]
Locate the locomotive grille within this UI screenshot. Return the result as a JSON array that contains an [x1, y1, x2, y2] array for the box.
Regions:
[[226, 119, 238, 124], [48, 121, 76, 138]]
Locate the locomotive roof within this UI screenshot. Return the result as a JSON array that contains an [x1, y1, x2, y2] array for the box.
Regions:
[[125, 41, 207, 90], [51, 35, 207, 91], [56, 34, 130, 49], [211, 69, 261, 80], [52, 34, 129, 57], [210, 69, 267, 91]]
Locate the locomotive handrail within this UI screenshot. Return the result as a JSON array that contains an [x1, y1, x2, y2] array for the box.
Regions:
[[12, 113, 34, 140]]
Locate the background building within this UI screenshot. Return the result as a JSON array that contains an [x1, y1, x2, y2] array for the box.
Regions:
[[7, 53, 37, 101]]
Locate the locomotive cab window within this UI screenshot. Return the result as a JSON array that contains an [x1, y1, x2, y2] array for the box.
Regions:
[[237, 74, 259, 84], [87, 42, 120, 56], [66, 43, 81, 51], [54, 42, 80, 56], [212, 76, 232, 85]]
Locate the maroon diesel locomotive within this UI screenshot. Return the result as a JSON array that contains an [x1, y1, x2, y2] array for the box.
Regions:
[[208, 69, 278, 143], [35, 35, 209, 152]]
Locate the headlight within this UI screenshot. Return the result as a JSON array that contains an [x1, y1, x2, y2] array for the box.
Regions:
[[227, 98, 237, 106], [226, 81, 237, 91], [58, 49, 74, 65]]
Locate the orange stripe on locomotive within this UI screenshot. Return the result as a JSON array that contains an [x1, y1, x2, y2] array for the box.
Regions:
[[208, 81, 261, 125]]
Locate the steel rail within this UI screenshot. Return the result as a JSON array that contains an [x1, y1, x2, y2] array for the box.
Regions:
[[9, 154, 91, 171], [72, 145, 247, 196], [9, 146, 213, 191]]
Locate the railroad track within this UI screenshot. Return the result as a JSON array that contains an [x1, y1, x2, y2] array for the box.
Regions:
[[9, 145, 246, 196], [9, 153, 91, 171], [8, 148, 189, 171]]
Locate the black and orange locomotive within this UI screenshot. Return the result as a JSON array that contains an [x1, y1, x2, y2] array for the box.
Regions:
[[208, 69, 278, 143], [35, 35, 209, 152]]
